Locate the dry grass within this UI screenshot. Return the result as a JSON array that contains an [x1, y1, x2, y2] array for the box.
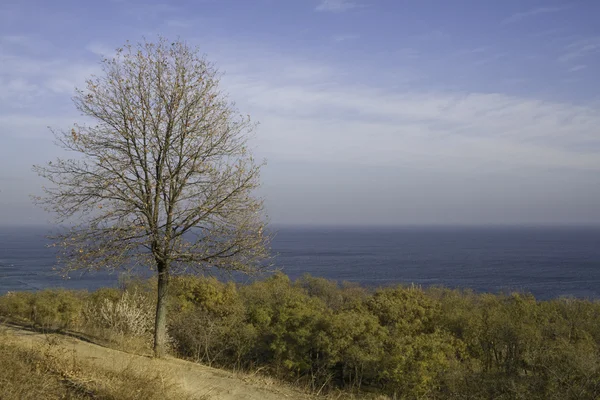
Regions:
[[0, 338, 87, 399], [81, 324, 155, 356], [232, 366, 392, 400], [0, 333, 198, 400], [0, 324, 387, 400]]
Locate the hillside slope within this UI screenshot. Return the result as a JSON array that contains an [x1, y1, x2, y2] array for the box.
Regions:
[[1, 325, 312, 400]]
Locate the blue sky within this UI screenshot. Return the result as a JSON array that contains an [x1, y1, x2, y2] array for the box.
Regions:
[[1, 0, 599, 226]]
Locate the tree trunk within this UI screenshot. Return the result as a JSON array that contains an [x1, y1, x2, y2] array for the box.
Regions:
[[154, 263, 170, 358]]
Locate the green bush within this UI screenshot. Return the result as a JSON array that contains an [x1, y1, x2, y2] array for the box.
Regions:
[[0, 291, 35, 322], [314, 310, 386, 389], [168, 276, 252, 366], [241, 273, 327, 377], [0, 289, 84, 330]]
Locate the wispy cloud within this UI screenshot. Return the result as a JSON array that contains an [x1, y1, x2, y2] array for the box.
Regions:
[[502, 78, 528, 87], [411, 30, 448, 42], [568, 64, 587, 72], [0, 35, 101, 119], [473, 52, 508, 66], [85, 42, 117, 58], [315, 0, 359, 13], [502, 6, 566, 24], [0, 35, 31, 47], [332, 33, 359, 42], [453, 46, 489, 57], [165, 19, 193, 29], [122, 2, 180, 21], [0, 77, 41, 107], [529, 29, 564, 38], [559, 37, 600, 62], [0, 114, 79, 139], [395, 47, 420, 60], [7, 34, 597, 173], [0, 52, 99, 97], [7, 36, 599, 174], [219, 54, 600, 173]]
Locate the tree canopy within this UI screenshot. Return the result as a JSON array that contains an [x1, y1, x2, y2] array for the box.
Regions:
[[34, 38, 270, 355]]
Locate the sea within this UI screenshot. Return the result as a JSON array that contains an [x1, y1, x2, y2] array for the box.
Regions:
[[1, 225, 600, 300]]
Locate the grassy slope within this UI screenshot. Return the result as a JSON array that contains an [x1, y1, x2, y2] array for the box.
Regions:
[[0, 324, 314, 400]]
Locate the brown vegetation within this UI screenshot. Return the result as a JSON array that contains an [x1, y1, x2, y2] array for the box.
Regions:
[[2, 274, 600, 399]]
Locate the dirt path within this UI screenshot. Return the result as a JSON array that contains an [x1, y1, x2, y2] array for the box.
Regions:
[[1, 325, 312, 400]]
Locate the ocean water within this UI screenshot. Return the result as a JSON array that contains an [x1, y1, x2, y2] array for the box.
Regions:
[[1, 225, 600, 299]]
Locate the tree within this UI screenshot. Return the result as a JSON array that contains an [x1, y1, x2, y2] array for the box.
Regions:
[[33, 38, 270, 356]]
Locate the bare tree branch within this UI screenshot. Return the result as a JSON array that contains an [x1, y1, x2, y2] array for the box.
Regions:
[[33, 37, 271, 356]]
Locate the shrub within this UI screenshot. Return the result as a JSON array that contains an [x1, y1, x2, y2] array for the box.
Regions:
[[0, 291, 35, 321], [84, 289, 154, 337], [368, 286, 440, 335], [3, 273, 600, 399], [314, 310, 386, 389], [0, 289, 84, 330], [169, 276, 253, 367]]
